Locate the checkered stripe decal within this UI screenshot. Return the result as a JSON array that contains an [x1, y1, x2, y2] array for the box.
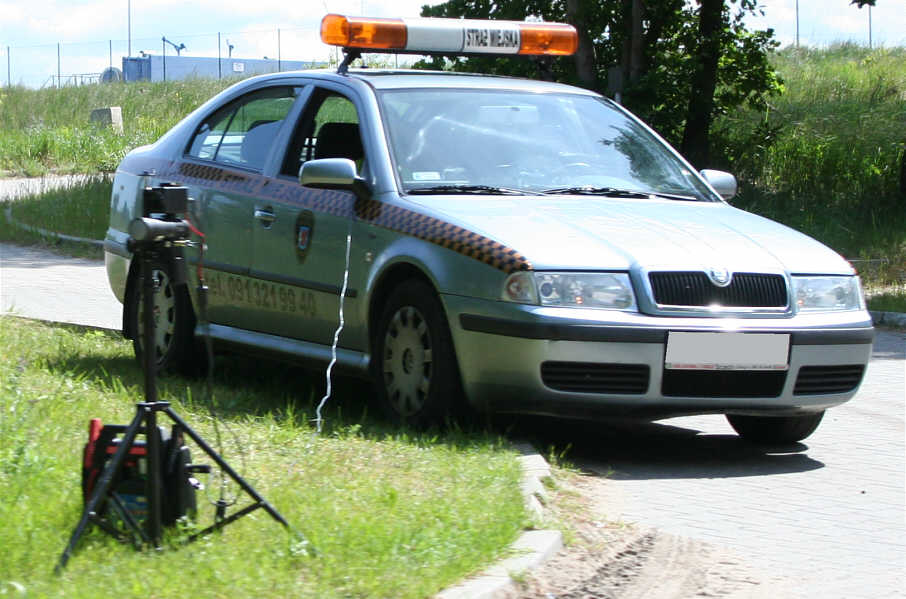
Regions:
[[146, 159, 531, 273], [362, 200, 530, 273]]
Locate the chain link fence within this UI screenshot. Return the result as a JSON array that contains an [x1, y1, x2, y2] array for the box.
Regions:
[[1, 27, 334, 89], [2, 3, 904, 89]]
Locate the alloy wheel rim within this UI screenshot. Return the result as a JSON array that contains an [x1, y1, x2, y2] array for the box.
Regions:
[[383, 305, 433, 416], [137, 269, 176, 363]]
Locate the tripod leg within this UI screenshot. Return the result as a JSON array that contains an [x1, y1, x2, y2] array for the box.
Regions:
[[163, 408, 289, 528], [108, 492, 151, 548], [55, 407, 146, 573]]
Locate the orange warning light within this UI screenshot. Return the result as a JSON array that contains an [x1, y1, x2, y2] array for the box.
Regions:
[[320, 14, 577, 57], [321, 14, 407, 50], [518, 23, 578, 56]]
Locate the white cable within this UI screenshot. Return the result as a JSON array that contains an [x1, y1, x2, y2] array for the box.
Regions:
[[315, 232, 352, 434]]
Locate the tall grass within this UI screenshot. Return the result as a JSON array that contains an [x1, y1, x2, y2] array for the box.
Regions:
[[0, 78, 234, 175], [714, 44, 906, 283], [5, 177, 112, 240]]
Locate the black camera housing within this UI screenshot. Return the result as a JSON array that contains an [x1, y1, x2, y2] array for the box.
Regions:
[[143, 184, 188, 216]]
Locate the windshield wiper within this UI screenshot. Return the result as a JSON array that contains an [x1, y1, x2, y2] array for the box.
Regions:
[[542, 186, 698, 201], [407, 184, 530, 196]]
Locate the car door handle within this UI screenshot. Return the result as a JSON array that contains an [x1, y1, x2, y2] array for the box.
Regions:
[[254, 208, 276, 225]]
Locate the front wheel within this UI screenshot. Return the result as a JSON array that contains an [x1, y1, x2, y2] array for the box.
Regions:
[[125, 258, 197, 375], [371, 279, 463, 428], [726, 411, 825, 444]]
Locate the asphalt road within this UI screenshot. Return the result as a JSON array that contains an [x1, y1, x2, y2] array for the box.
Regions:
[[517, 330, 905, 598], [2, 241, 904, 598], [0, 243, 121, 330]]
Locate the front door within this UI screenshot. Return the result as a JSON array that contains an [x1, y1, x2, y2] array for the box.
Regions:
[[247, 86, 368, 348]]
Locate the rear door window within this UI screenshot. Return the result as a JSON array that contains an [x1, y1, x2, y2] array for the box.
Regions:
[[186, 86, 301, 171]]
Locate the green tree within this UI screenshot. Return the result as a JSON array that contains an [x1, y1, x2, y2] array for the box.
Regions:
[[419, 0, 782, 168]]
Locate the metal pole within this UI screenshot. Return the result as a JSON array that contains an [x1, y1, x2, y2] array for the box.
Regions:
[[145, 404, 162, 548], [795, 0, 799, 48], [278, 28, 281, 72], [218, 32, 222, 79], [869, 5, 872, 49], [128, 0, 132, 57], [109, 40, 113, 69], [57, 43, 61, 88], [6, 46, 10, 88], [162, 37, 166, 82]]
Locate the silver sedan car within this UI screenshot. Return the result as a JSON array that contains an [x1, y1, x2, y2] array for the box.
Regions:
[[105, 66, 874, 442]]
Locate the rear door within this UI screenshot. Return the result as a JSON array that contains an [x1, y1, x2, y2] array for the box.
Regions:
[[180, 84, 306, 328]]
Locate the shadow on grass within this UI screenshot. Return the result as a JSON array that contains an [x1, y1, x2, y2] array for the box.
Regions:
[[39, 320, 507, 451]]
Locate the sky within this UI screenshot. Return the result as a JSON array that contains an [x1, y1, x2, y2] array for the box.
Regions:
[[1, 0, 904, 88]]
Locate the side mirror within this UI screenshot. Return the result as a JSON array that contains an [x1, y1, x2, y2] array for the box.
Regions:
[[300, 158, 370, 200], [700, 169, 737, 201]]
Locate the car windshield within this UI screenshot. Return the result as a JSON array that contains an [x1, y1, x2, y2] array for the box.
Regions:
[[378, 88, 717, 201]]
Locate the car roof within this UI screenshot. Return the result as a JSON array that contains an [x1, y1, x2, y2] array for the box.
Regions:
[[260, 68, 599, 95]]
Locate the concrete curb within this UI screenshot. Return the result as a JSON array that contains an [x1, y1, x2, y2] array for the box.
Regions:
[[870, 310, 906, 328], [435, 443, 563, 599]]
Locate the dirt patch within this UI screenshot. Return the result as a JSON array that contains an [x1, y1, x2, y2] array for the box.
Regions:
[[504, 472, 798, 599]]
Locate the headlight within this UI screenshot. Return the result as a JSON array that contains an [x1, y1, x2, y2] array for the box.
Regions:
[[502, 272, 637, 311], [792, 276, 865, 312]]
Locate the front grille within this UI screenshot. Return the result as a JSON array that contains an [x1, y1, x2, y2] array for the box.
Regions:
[[794, 365, 865, 395], [541, 362, 650, 394], [649, 272, 787, 308], [662, 369, 787, 397]]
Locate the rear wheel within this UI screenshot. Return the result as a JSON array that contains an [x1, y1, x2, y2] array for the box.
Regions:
[[726, 411, 825, 444], [125, 259, 197, 375], [372, 279, 462, 428]]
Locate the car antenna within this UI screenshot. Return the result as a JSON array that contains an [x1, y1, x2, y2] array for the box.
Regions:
[[337, 48, 362, 75]]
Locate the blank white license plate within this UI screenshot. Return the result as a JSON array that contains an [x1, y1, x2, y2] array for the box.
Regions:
[[665, 332, 790, 371]]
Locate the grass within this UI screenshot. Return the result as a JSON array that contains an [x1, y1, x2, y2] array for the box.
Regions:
[[0, 179, 109, 260], [867, 287, 906, 313], [0, 79, 234, 176], [5, 176, 111, 240], [713, 44, 906, 286], [0, 317, 526, 598]]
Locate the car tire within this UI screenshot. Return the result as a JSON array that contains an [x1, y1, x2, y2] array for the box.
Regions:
[[372, 279, 463, 428], [125, 258, 197, 375], [726, 411, 825, 444]]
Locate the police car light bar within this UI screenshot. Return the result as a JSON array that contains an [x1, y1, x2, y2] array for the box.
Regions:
[[320, 14, 578, 56]]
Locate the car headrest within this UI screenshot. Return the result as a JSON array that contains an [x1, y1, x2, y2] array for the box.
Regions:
[[314, 122, 364, 161], [240, 120, 282, 170]]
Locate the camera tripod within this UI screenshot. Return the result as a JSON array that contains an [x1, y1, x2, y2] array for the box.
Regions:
[[56, 204, 296, 572]]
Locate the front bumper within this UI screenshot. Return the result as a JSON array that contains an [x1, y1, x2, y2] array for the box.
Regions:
[[444, 295, 875, 420]]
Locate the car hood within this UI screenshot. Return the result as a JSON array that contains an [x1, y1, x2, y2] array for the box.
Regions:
[[406, 195, 854, 275]]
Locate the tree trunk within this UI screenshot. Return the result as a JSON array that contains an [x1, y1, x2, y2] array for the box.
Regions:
[[680, 0, 724, 168], [629, 0, 644, 83], [900, 142, 906, 205], [565, 0, 598, 89], [620, 0, 645, 86]]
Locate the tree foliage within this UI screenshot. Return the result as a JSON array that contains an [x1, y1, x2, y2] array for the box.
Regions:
[[418, 0, 782, 166]]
